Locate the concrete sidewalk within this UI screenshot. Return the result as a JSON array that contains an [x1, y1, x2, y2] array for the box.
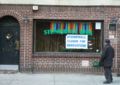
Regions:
[[0, 73, 120, 85]]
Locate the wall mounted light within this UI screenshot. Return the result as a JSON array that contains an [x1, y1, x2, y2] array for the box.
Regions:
[[32, 5, 38, 11], [109, 17, 118, 31], [23, 16, 29, 24]]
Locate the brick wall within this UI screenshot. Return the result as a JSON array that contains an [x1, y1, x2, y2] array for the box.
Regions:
[[0, 5, 120, 74]]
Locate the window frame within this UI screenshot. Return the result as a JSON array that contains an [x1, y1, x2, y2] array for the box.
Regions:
[[33, 19, 104, 56]]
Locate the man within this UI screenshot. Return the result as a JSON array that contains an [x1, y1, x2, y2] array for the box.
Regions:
[[99, 39, 115, 84]]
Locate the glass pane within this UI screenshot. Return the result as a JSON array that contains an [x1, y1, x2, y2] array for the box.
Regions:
[[34, 20, 102, 53]]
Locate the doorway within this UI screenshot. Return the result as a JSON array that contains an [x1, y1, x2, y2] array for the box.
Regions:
[[0, 16, 20, 70]]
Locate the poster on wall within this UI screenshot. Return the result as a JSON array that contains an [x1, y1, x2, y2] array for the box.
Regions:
[[66, 34, 88, 49]]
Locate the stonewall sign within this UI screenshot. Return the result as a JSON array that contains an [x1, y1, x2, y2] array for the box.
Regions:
[[66, 34, 88, 49]]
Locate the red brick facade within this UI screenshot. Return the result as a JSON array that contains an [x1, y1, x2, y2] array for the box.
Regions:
[[0, 5, 120, 74]]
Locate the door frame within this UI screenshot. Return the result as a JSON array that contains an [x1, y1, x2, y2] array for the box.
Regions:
[[0, 16, 20, 70]]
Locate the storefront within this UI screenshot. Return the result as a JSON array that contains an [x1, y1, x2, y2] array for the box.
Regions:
[[33, 20, 102, 52], [0, 2, 120, 74]]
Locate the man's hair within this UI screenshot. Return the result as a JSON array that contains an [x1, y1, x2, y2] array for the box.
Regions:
[[105, 39, 110, 44]]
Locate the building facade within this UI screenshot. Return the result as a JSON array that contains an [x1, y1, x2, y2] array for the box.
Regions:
[[0, 0, 120, 74]]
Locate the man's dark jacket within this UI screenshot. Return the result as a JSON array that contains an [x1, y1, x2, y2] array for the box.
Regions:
[[99, 44, 114, 67]]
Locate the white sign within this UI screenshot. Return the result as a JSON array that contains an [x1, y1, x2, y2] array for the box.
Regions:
[[66, 34, 88, 49], [81, 60, 89, 67], [109, 35, 115, 39], [95, 22, 101, 30]]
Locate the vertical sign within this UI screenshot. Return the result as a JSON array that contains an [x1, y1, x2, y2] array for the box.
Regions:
[[95, 22, 101, 30], [66, 34, 88, 49]]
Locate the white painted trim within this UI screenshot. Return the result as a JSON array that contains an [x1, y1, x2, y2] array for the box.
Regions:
[[0, 0, 120, 6], [0, 65, 18, 70]]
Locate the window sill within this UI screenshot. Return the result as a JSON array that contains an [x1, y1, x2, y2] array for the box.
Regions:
[[33, 52, 101, 58]]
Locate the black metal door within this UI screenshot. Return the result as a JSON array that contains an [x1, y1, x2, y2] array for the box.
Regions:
[[0, 17, 19, 65]]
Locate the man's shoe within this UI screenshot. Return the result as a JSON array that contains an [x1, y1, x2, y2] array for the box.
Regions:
[[103, 81, 112, 84]]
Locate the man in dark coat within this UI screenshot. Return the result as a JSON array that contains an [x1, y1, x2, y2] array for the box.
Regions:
[[99, 39, 114, 84]]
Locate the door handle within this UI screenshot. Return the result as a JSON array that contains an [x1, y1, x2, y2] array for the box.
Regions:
[[15, 40, 19, 50]]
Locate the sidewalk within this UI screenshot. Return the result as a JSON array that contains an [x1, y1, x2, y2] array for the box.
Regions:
[[0, 73, 120, 85]]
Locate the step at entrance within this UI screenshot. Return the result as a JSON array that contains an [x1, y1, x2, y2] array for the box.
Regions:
[[0, 65, 18, 70], [0, 65, 18, 74]]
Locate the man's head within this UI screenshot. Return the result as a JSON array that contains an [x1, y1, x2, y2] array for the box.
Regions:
[[105, 39, 110, 44]]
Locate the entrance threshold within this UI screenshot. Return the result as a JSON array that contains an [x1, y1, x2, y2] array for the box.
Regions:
[[0, 65, 18, 70]]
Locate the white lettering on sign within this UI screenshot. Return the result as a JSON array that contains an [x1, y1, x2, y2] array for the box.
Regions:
[[65, 34, 88, 49]]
